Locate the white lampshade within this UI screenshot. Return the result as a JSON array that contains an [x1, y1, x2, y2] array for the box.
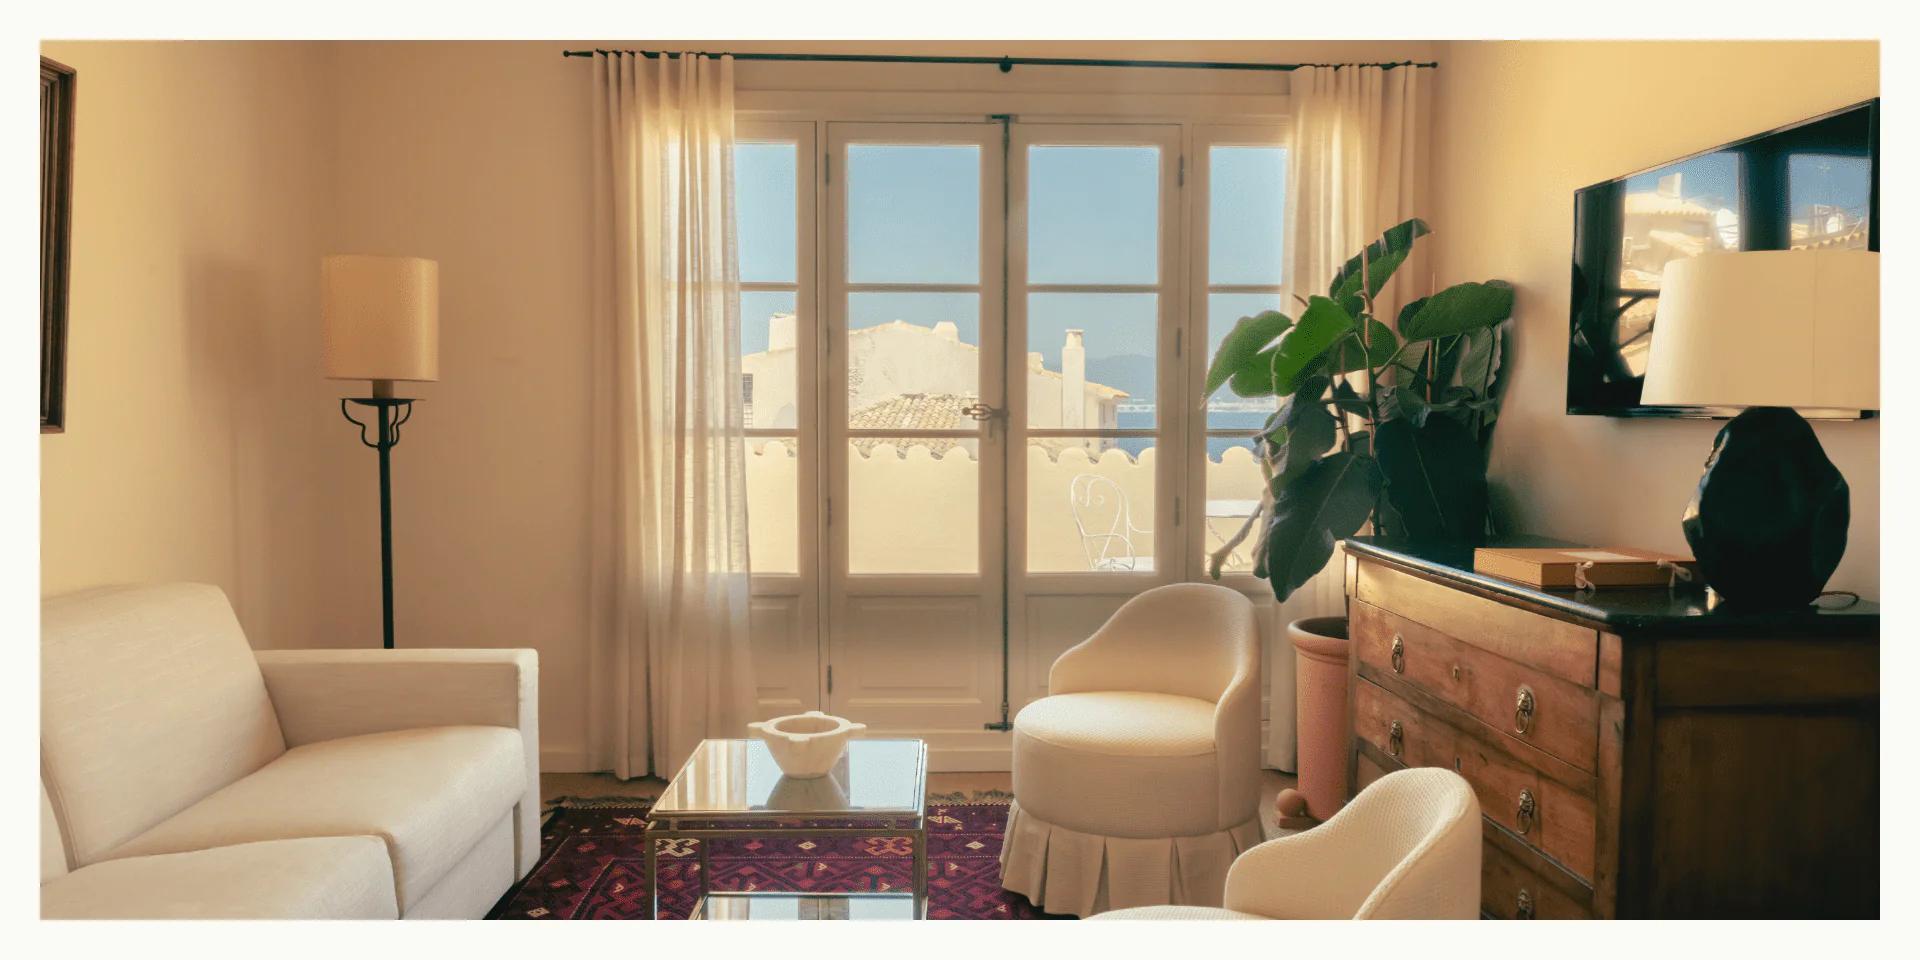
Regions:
[[322, 254, 439, 390], [1641, 250, 1877, 416]]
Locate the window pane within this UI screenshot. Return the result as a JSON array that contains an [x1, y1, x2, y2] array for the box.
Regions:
[[847, 292, 982, 425], [1027, 146, 1159, 284], [741, 291, 798, 429], [745, 437, 798, 574], [736, 142, 798, 284], [1028, 439, 1154, 573], [848, 438, 977, 574], [1026, 293, 1155, 429], [847, 144, 980, 284], [1208, 146, 1287, 286], [1205, 292, 1284, 431], [1202, 440, 1262, 575]]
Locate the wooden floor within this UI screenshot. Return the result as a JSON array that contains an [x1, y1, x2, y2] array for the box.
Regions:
[[543, 768, 1300, 837]]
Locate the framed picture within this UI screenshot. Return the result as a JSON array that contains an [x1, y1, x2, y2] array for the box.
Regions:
[[41, 56, 75, 434]]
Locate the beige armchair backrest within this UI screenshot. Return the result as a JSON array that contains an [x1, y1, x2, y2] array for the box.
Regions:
[[1224, 767, 1482, 919], [1048, 582, 1257, 703], [40, 584, 287, 867]]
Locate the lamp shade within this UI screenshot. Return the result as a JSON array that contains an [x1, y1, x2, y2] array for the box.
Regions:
[[322, 254, 439, 383], [1640, 250, 1877, 414]]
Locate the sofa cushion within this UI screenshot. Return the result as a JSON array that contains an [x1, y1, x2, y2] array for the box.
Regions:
[[1012, 692, 1222, 838], [41, 584, 287, 867], [41, 836, 397, 919], [106, 725, 523, 912]]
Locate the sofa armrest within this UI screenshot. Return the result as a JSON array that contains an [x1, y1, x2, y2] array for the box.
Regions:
[[254, 648, 541, 878]]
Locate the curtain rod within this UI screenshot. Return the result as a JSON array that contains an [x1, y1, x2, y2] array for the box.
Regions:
[[559, 49, 1437, 73]]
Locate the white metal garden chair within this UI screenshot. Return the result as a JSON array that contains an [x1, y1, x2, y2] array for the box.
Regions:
[[1068, 474, 1154, 572]]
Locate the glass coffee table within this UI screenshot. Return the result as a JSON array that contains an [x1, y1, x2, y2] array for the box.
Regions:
[[644, 737, 929, 920]]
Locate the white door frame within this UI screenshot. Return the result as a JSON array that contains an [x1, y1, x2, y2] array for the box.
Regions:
[[821, 121, 1010, 769]]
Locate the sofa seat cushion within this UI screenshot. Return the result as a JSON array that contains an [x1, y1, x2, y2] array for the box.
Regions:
[[42, 836, 397, 919], [1015, 691, 1217, 756], [107, 725, 524, 912]]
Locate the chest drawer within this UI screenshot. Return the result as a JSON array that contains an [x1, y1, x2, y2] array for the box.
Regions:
[[1352, 599, 1601, 772], [1354, 678, 1597, 881], [1354, 559, 1599, 685], [1482, 824, 1595, 920]]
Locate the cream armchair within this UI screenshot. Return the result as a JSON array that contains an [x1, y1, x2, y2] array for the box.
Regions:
[[1000, 582, 1260, 917], [39, 583, 540, 919], [1089, 768, 1483, 920]]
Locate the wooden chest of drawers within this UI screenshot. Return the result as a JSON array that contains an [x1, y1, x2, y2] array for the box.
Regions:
[[1342, 538, 1879, 919]]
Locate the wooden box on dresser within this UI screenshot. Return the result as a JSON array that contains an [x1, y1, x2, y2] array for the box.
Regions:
[[1341, 537, 1879, 919]]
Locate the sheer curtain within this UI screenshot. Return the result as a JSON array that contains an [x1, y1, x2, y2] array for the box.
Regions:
[[1267, 63, 1429, 771], [586, 52, 757, 780]]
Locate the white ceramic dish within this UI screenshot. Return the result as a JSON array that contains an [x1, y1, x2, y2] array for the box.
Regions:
[[748, 711, 866, 779]]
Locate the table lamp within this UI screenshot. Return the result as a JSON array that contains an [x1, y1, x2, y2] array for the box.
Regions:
[[323, 254, 439, 647], [1641, 249, 1877, 608]]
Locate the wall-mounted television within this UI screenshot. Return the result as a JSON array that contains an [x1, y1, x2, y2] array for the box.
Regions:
[[1567, 99, 1878, 418]]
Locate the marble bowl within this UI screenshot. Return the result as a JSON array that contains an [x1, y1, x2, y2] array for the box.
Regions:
[[748, 711, 866, 779]]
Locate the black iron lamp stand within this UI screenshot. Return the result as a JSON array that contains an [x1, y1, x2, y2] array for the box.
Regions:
[[339, 394, 415, 649]]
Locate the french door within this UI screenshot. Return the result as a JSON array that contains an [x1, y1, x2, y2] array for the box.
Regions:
[[806, 120, 1185, 768]]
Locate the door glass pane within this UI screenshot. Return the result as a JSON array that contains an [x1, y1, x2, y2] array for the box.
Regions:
[[742, 291, 799, 429], [1025, 292, 1155, 429], [1027, 146, 1159, 284], [1028, 439, 1155, 573], [737, 142, 798, 283], [745, 437, 799, 574], [847, 292, 982, 425], [1205, 292, 1285, 431], [847, 144, 980, 284], [848, 438, 977, 574], [1208, 146, 1287, 285], [1205, 292, 1282, 575]]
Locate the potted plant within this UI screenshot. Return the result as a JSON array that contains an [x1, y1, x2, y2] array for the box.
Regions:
[[1202, 217, 1513, 820]]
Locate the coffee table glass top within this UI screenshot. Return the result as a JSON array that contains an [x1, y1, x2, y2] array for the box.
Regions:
[[693, 891, 922, 920], [652, 738, 928, 819]]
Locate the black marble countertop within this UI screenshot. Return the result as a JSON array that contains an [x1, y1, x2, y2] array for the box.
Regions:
[[1343, 535, 1878, 635]]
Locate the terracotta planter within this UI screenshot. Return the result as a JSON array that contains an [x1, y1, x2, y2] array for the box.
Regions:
[[1289, 616, 1351, 821]]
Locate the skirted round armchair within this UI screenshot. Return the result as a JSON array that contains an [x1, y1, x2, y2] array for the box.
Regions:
[[999, 582, 1260, 916], [1086, 767, 1483, 920]]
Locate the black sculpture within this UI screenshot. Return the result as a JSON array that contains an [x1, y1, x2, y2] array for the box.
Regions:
[[1681, 407, 1850, 609]]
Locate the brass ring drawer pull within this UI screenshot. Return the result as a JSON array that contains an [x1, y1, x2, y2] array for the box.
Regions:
[[1514, 685, 1537, 734], [1390, 635, 1405, 673], [1388, 720, 1404, 757], [1515, 888, 1535, 920], [1516, 788, 1537, 834]]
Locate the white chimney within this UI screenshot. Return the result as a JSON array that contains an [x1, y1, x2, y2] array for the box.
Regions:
[[1062, 329, 1086, 430], [932, 321, 959, 341], [768, 312, 797, 351]]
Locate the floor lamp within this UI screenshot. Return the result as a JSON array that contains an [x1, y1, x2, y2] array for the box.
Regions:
[[323, 254, 440, 648]]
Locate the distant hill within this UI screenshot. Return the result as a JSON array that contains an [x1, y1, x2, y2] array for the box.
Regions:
[[1086, 353, 1156, 401]]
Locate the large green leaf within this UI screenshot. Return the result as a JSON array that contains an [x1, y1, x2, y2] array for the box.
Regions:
[[1205, 310, 1291, 399], [1244, 296, 1355, 398], [1400, 280, 1515, 341], [1263, 452, 1385, 603], [1454, 325, 1502, 395], [1329, 218, 1431, 314], [1375, 415, 1488, 541], [1378, 384, 1431, 427], [1266, 376, 1335, 489], [1328, 318, 1400, 375]]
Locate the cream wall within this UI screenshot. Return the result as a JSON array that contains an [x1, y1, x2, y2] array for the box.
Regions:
[[1431, 40, 1880, 598], [38, 41, 334, 640]]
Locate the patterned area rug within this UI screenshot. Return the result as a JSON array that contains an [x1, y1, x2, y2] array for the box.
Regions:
[[487, 793, 1069, 920]]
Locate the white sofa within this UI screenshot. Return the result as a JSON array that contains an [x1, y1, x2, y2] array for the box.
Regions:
[[39, 583, 540, 919]]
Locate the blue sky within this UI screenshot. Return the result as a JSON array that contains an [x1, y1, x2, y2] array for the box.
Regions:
[[734, 140, 1289, 405]]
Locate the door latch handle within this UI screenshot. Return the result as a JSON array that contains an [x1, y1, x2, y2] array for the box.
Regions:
[[959, 403, 1005, 422]]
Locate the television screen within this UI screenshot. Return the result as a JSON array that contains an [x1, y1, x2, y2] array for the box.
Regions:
[[1567, 99, 1878, 417]]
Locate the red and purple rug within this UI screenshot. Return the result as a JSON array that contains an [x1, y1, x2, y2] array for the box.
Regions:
[[487, 795, 1069, 920]]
